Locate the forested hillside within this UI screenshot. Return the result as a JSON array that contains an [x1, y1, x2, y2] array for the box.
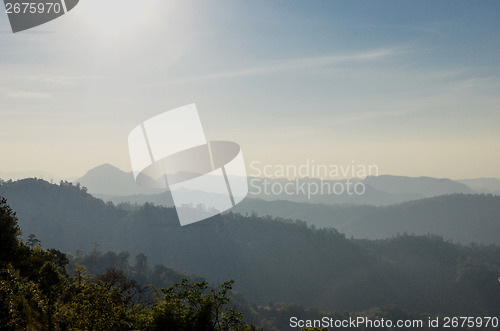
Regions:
[[0, 178, 499, 317], [0, 196, 258, 330], [234, 194, 500, 245]]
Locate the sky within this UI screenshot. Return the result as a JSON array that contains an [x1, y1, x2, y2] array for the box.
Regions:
[[1, 0, 500, 180]]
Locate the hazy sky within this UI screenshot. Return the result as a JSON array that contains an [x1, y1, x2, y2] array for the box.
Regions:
[[1, 0, 499, 180]]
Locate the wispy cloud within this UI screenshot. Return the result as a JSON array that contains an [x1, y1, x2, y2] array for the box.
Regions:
[[23, 74, 107, 85], [332, 109, 413, 125], [168, 47, 409, 84], [0, 73, 107, 86], [0, 87, 51, 99]]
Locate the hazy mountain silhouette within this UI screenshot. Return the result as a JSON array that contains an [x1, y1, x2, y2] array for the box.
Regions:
[[233, 194, 500, 245], [458, 177, 500, 195], [75, 163, 164, 196], [364, 175, 474, 197], [0, 178, 499, 316], [341, 194, 500, 244], [75, 164, 488, 206], [246, 175, 476, 205]]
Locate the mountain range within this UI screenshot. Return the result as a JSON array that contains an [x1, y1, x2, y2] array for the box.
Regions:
[[0, 178, 499, 316], [233, 194, 500, 245], [457, 178, 500, 195], [2, 164, 499, 245], [68, 164, 500, 206]]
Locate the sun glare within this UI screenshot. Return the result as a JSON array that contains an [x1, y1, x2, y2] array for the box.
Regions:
[[79, 0, 158, 36]]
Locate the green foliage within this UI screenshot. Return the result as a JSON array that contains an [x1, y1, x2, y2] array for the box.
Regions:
[[64, 281, 134, 330], [0, 196, 255, 330], [0, 197, 21, 267], [68, 249, 201, 293], [0, 267, 44, 330], [150, 278, 247, 331]]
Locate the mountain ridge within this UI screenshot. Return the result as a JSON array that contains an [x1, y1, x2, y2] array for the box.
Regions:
[[74, 163, 164, 196], [72, 163, 492, 205], [0, 178, 499, 316]]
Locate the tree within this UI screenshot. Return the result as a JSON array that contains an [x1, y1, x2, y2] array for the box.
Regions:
[[27, 233, 41, 248], [0, 197, 21, 266], [65, 281, 133, 330], [38, 261, 67, 329], [94, 268, 142, 305], [150, 278, 252, 331], [48, 248, 70, 274], [135, 253, 149, 275], [0, 266, 44, 330]]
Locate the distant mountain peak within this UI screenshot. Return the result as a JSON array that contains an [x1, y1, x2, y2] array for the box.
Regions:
[[74, 163, 162, 196], [364, 175, 474, 197], [84, 163, 127, 175]]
